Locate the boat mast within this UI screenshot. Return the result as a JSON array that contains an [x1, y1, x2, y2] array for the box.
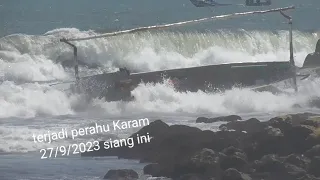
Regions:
[[59, 38, 80, 86], [280, 10, 297, 92]]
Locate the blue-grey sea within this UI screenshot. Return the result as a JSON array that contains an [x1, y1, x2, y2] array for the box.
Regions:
[[0, 0, 320, 179]]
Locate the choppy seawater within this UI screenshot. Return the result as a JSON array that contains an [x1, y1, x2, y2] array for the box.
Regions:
[[0, 0, 320, 179]]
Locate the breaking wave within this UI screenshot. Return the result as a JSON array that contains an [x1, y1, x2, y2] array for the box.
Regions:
[[0, 28, 319, 119], [0, 28, 320, 153]]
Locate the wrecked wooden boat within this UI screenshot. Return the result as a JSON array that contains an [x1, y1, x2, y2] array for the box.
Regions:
[[58, 6, 314, 102]]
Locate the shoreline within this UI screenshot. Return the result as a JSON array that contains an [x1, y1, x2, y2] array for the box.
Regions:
[[0, 153, 149, 180]]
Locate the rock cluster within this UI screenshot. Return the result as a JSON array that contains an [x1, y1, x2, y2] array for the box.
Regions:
[[303, 39, 320, 67], [84, 112, 320, 180]]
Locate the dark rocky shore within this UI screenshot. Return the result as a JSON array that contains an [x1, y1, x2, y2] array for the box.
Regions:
[[82, 113, 320, 180]]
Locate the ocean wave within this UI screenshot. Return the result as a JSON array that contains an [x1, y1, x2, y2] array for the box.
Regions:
[[0, 28, 319, 119]]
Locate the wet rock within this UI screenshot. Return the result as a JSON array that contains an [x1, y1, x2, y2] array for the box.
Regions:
[[246, 118, 318, 156], [80, 113, 320, 179], [283, 125, 317, 154], [252, 154, 308, 180], [145, 124, 210, 165], [299, 174, 320, 180], [303, 52, 320, 68], [103, 169, 138, 180], [302, 116, 320, 128], [243, 126, 285, 160], [220, 154, 249, 172], [265, 126, 283, 136], [253, 154, 286, 173], [143, 163, 173, 178], [285, 163, 307, 178], [220, 146, 249, 172], [219, 118, 266, 133], [222, 146, 246, 158], [196, 115, 242, 123], [310, 127, 320, 138], [315, 39, 320, 53], [288, 125, 317, 138], [144, 148, 223, 179], [185, 148, 223, 178], [190, 148, 220, 165], [143, 164, 159, 176], [283, 154, 310, 169], [268, 115, 293, 132], [130, 119, 170, 138], [303, 39, 320, 67], [308, 156, 320, 177], [177, 173, 210, 180], [268, 113, 320, 131], [306, 145, 320, 158], [222, 168, 252, 180], [209, 130, 249, 153]]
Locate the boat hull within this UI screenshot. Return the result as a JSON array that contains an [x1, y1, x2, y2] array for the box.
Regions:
[[72, 61, 294, 101], [129, 61, 294, 92]]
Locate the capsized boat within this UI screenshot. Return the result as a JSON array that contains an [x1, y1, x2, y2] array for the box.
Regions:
[[56, 6, 316, 102]]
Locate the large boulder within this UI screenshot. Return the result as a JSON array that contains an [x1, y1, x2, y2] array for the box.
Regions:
[[103, 169, 138, 180], [185, 148, 223, 178], [265, 113, 320, 155], [220, 146, 249, 172], [253, 154, 286, 173], [303, 52, 320, 67], [176, 173, 209, 180], [243, 126, 285, 160], [307, 156, 320, 177], [222, 168, 252, 180], [139, 124, 211, 165], [283, 154, 311, 169], [283, 125, 318, 154], [302, 116, 320, 128], [143, 163, 171, 178], [219, 118, 266, 133], [267, 113, 319, 131], [298, 174, 320, 180], [252, 154, 307, 180], [209, 130, 249, 152], [303, 39, 320, 68], [144, 148, 223, 179], [306, 145, 320, 158]]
